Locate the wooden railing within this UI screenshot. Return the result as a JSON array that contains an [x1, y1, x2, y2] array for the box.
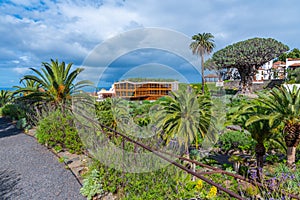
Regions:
[[73, 107, 300, 200]]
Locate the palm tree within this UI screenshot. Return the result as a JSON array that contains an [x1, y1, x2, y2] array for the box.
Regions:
[[14, 79, 40, 97], [153, 87, 212, 181], [232, 100, 280, 177], [0, 90, 12, 107], [153, 87, 212, 155], [190, 33, 215, 94], [249, 86, 300, 168], [18, 59, 92, 105]]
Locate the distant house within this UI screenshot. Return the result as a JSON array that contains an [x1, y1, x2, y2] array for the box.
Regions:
[[272, 61, 286, 79], [286, 58, 300, 70], [253, 59, 297, 82], [254, 67, 265, 83], [204, 74, 219, 82], [254, 60, 273, 83], [96, 87, 115, 101], [114, 80, 178, 101]]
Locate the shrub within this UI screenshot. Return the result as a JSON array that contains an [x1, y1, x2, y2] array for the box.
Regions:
[[1, 104, 26, 120], [80, 169, 104, 200], [81, 161, 235, 200], [218, 130, 255, 153], [36, 109, 83, 154]]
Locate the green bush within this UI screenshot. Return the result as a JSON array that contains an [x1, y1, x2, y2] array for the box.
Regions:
[[218, 130, 255, 153], [1, 104, 26, 120], [36, 109, 83, 154], [81, 161, 234, 200], [287, 68, 300, 83]]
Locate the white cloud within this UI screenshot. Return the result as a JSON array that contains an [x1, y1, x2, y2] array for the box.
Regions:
[[12, 67, 30, 74], [20, 56, 29, 62], [1, 0, 300, 87], [12, 60, 20, 64]]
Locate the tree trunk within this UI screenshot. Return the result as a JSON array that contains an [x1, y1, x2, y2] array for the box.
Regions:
[[237, 66, 256, 94], [284, 124, 300, 168], [185, 148, 196, 181], [201, 54, 205, 94], [237, 68, 247, 94], [255, 142, 266, 180], [287, 146, 296, 169]]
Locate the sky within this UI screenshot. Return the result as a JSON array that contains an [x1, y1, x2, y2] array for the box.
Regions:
[[1, 0, 300, 88]]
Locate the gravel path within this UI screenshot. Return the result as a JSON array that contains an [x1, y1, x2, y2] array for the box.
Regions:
[[0, 117, 85, 200]]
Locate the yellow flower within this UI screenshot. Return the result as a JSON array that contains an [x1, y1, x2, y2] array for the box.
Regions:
[[206, 186, 217, 199], [195, 180, 203, 190]]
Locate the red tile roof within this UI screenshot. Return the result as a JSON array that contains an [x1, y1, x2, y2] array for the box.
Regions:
[[289, 63, 300, 67], [273, 61, 286, 65], [287, 58, 300, 61]]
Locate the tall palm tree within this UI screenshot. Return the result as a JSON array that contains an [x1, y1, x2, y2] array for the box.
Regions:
[[248, 86, 300, 168], [18, 59, 92, 105], [190, 33, 215, 94]]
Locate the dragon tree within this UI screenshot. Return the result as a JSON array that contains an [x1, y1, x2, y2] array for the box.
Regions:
[[211, 38, 289, 94]]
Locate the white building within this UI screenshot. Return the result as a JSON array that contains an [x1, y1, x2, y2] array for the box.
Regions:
[[254, 60, 274, 83], [96, 85, 115, 101], [286, 58, 300, 70]]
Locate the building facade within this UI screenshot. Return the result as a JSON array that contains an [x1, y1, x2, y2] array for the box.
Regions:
[[286, 58, 300, 70], [114, 80, 178, 100]]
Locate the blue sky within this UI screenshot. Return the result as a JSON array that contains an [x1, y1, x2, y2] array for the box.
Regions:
[[1, 0, 300, 88]]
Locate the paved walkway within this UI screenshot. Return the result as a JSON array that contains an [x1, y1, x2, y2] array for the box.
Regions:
[[0, 117, 85, 200]]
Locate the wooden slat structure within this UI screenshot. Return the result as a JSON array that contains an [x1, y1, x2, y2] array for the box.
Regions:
[[114, 80, 178, 100]]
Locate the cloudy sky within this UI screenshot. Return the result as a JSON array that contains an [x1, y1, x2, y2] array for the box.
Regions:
[[1, 0, 300, 88]]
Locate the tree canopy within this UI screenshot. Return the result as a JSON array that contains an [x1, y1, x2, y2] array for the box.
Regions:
[[15, 59, 92, 105], [211, 37, 289, 93], [278, 48, 300, 61]]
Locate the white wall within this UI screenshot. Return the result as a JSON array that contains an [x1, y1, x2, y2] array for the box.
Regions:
[[262, 60, 273, 70], [286, 58, 300, 68]]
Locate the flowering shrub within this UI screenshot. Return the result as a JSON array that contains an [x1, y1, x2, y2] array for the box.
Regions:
[[206, 186, 218, 199], [246, 164, 300, 198]]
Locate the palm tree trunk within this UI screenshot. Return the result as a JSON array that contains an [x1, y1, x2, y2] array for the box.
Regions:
[[287, 146, 296, 169], [284, 124, 300, 168], [201, 54, 205, 94], [255, 142, 265, 179]]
